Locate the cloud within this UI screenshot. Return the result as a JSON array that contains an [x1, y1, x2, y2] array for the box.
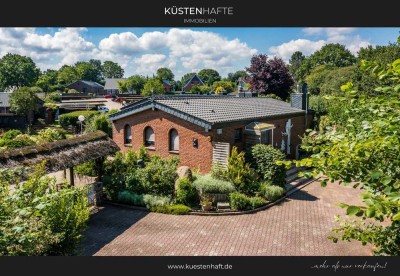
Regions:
[[0, 27, 97, 68], [133, 54, 177, 76], [269, 28, 370, 61], [269, 39, 326, 61], [99, 28, 257, 76]]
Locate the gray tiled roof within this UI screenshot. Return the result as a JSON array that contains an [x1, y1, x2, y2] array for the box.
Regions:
[[80, 80, 104, 88], [0, 92, 11, 107], [104, 78, 126, 90], [111, 95, 305, 127]]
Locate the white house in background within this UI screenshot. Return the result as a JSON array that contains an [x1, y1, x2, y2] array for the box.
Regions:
[[104, 78, 128, 95]]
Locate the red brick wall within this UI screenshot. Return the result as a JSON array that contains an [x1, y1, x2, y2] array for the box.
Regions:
[[112, 109, 213, 173], [112, 109, 313, 172]]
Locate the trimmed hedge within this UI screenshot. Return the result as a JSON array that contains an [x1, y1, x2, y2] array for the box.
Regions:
[[59, 110, 100, 127], [229, 192, 266, 211], [150, 204, 191, 215], [261, 184, 285, 201]]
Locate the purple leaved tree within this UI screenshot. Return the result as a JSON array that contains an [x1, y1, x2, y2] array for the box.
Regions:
[[246, 54, 294, 100]]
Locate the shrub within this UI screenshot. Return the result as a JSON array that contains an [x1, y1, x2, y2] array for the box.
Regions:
[[44, 92, 62, 103], [249, 196, 267, 209], [117, 191, 145, 206], [247, 144, 286, 187], [150, 204, 191, 215], [193, 174, 236, 195], [175, 177, 198, 206], [59, 110, 100, 128], [261, 184, 285, 201], [0, 162, 89, 255], [3, 134, 36, 148], [75, 160, 97, 177], [229, 192, 251, 211], [37, 128, 65, 142], [134, 156, 179, 196], [210, 163, 228, 181], [102, 174, 125, 201], [85, 113, 112, 137], [68, 89, 79, 94], [2, 129, 22, 140], [143, 194, 171, 209]]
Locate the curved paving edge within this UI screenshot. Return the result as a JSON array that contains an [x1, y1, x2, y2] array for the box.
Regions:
[[101, 177, 320, 216]]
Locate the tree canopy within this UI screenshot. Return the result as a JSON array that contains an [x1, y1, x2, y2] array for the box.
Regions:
[[246, 54, 294, 100], [0, 53, 40, 90], [142, 78, 164, 96], [102, 61, 124, 79], [198, 69, 221, 86], [288, 51, 306, 82], [156, 68, 174, 81], [227, 70, 248, 82], [9, 87, 39, 124]]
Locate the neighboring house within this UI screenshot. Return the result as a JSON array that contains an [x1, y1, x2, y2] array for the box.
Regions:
[[66, 80, 105, 95], [110, 92, 312, 172], [0, 92, 11, 113], [162, 80, 172, 92], [182, 74, 205, 92], [104, 78, 127, 95], [0, 92, 26, 129]]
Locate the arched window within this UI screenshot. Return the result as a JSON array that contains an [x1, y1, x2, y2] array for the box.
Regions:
[[169, 129, 179, 152], [144, 126, 155, 147], [124, 125, 131, 144]]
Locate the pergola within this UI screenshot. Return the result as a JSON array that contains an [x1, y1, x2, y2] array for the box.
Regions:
[[0, 131, 119, 186]]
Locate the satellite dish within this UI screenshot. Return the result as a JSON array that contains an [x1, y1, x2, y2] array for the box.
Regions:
[[78, 115, 85, 122]]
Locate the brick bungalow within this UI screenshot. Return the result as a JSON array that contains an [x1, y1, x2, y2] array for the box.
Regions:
[[110, 93, 312, 173]]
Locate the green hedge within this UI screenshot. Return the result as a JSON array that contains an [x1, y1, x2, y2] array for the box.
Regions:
[[150, 204, 191, 215], [260, 184, 285, 201], [175, 177, 198, 206], [229, 192, 266, 211], [59, 110, 99, 127], [247, 144, 287, 186], [193, 174, 236, 195]]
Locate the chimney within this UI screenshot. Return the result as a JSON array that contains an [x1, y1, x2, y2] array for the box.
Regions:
[[291, 83, 308, 111]]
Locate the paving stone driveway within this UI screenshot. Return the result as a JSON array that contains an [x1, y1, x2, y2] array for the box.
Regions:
[[80, 181, 372, 256]]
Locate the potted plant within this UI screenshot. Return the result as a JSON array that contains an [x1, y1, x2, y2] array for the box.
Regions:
[[200, 194, 213, 211]]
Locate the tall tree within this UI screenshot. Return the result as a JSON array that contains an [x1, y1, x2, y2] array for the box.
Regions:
[[288, 51, 306, 82], [118, 75, 146, 93], [142, 78, 164, 96], [246, 54, 294, 100], [198, 69, 221, 86], [36, 69, 58, 92], [227, 70, 248, 82], [156, 68, 174, 81], [102, 61, 124, 78], [0, 53, 40, 90], [57, 65, 79, 85], [9, 87, 39, 124], [297, 44, 356, 81], [75, 61, 102, 83]]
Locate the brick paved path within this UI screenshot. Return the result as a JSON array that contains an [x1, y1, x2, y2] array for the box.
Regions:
[[80, 181, 372, 256]]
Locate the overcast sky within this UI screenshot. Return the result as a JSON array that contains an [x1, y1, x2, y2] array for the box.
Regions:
[[0, 27, 398, 79]]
